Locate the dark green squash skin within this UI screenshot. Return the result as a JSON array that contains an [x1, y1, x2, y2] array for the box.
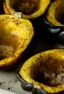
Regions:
[[43, 18, 64, 44], [16, 71, 64, 94], [17, 74, 33, 91], [16, 65, 33, 91], [32, 88, 47, 94], [16, 66, 47, 94], [16, 72, 47, 94]]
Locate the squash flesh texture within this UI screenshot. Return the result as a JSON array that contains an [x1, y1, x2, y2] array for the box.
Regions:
[[47, 0, 64, 26], [0, 20, 19, 59], [0, 15, 34, 63], [13, 0, 40, 15], [55, 3, 64, 25], [19, 49, 64, 93], [8, 0, 39, 15], [4, 0, 50, 19]]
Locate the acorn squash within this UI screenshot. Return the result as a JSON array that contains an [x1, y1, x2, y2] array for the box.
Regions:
[[0, 15, 34, 69], [17, 49, 64, 94], [43, 0, 64, 44], [46, 0, 64, 26], [3, 0, 50, 19]]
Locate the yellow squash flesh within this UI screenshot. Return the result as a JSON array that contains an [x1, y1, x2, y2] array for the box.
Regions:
[[19, 49, 64, 93], [3, 0, 50, 19], [47, 0, 64, 26], [0, 15, 34, 68]]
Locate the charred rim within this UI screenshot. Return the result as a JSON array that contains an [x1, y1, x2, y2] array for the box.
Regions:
[[10, 0, 40, 15], [55, 3, 64, 24], [30, 56, 64, 87], [16, 65, 34, 91]]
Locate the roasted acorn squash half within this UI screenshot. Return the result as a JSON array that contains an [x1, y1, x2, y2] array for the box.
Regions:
[[47, 0, 64, 26], [0, 15, 34, 69], [43, 0, 64, 43], [3, 0, 50, 19], [17, 49, 64, 94]]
